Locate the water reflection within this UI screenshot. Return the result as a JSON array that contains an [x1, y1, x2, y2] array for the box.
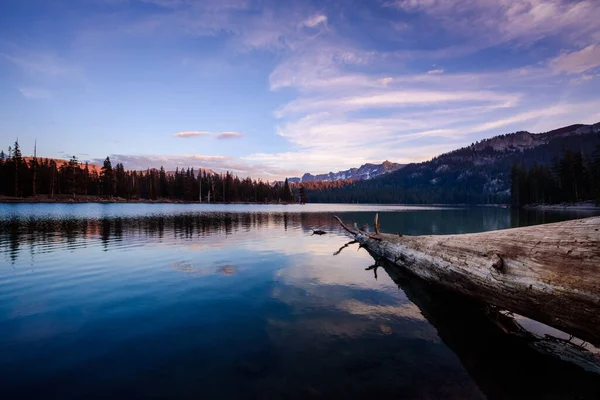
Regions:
[[1, 204, 599, 399], [376, 257, 600, 399], [2, 204, 598, 265]]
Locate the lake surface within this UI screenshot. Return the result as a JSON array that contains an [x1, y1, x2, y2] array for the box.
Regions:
[[1, 203, 599, 399]]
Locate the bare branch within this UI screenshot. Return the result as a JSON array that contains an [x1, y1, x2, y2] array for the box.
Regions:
[[333, 240, 358, 256], [333, 215, 357, 235]]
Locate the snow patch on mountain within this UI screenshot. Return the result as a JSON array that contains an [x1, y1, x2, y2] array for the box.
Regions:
[[289, 160, 404, 183]]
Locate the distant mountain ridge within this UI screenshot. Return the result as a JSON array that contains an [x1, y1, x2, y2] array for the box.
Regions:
[[166, 168, 217, 178], [305, 122, 600, 204], [289, 160, 404, 183], [471, 123, 597, 153]]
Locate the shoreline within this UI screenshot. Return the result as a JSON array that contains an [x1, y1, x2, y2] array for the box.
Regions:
[[1, 196, 598, 210], [523, 201, 600, 211], [0, 196, 298, 205]]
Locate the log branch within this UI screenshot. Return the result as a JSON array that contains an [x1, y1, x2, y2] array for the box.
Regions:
[[333, 240, 358, 256], [333, 215, 357, 235]]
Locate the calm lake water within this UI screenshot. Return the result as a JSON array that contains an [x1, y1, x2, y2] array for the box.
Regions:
[[1, 203, 600, 399]]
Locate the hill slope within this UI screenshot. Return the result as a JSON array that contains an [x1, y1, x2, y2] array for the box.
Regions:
[[305, 123, 600, 204]]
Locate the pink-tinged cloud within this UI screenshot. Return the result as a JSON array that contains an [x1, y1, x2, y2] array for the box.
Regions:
[[216, 131, 244, 139], [550, 44, 600, 74], [173, 131, 211, 138]]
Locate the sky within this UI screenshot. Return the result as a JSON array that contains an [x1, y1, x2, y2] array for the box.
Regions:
[[1, 0, 600, 180]]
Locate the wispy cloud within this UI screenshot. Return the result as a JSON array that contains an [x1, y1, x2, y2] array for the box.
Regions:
[[385, 0, 600, 48], [111, 0, 329, 52], [216, 131, 244, 139], [173, 131, 211, 138], [0, 47, 80, 77], [276, 90, 519, 117], [18, 87, 52, 100], [550, 44, 600, 74], [4, 0, 600, 179], [301, 14, 327, 28]]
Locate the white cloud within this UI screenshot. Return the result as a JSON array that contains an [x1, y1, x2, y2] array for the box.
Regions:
[[1, 50, 78, 77], [385, 0, 600, 48], [7, 0, 600, 180], [268, 40, 379, 91], [173, 131, 211, 138], [114, 0, 329, 52], [468, 105, 572, 133], [276, 90, 519, 116], [18, 87, 52, 100], [550, 44, 600, 74], [301, 14, 327, 28]]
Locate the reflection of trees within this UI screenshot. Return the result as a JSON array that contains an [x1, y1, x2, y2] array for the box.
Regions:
[[374, 257, 600, 399], [0, 213, 345, 263], [1, 208, 592, 264]]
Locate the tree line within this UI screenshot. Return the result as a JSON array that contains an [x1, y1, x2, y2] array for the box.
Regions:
[[510, 147, 600, 206], [0, 140, 300, 203]]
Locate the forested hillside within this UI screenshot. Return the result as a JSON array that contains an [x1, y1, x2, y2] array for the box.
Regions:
[[511, 148, 600, 206], [0, 142, 295, 203], [304, 123, 600, 204]]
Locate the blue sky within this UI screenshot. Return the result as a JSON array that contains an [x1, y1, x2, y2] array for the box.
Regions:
[[1, 0, 600, 179]]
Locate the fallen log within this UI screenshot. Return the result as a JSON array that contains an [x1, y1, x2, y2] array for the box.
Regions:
[[334, 215, 600, 346]]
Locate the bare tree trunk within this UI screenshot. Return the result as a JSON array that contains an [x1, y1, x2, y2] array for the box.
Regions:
[[335, 215, 600, 346]]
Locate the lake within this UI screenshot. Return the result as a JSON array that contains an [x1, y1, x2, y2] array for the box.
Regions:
[[1, 203, 599, 399]]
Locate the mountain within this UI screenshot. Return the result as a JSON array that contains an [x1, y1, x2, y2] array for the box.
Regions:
[[305, 122, 600, 204], [288, 160, 404, 183]]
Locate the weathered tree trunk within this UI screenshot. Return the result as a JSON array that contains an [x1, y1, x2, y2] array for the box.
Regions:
[[334, 216, 600, 346]]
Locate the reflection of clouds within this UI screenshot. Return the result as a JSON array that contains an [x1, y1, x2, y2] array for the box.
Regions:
[[171, 260, 238, 277], [172, 261, 197, 273], [217, 265, 237, 276], [275, 256, 398, 290], [338, 299, 426, 322], [379, 324, 393, 335], [268, 317, 370, 340], [270, 247, 441, 344]]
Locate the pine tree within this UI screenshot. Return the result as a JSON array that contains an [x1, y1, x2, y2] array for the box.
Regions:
[[83, 162, 90, 195], [66, 156, 80, 197], [592, 142, 600, 204], [283, 178, 293, 202], [159, 166, 168, 198], [12, 140, 23, 197], [298, 186, 308, 204], [510, 163, 520, 206], [101, 157, 115, 197]]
